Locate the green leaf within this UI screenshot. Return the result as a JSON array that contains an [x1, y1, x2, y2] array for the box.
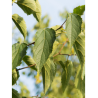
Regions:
[[70, 88, 83, 98], [12, 69, 19, 85], [81, 63, 85, 80], [73, 5, 85, 16], [73, 32, 86, 79], [33, 28, 56, 73], [59, 61, 65, 71], [74, 65, 85, 95], [32, 0, 41, 22], [50, 41, 59, 57], [12, 14, 27, 39], [66, 13, 82, 46], [23, 55, 37, 71], [41, 41, 59, 94], [51, 25, 65, 34], [16, 0, 41, 22], [12, 42, 27, 70], [17, 0, 36, 15], [42, 57, 56, 94], [61, 60, 73, 92], [12, 88, 20, 98]]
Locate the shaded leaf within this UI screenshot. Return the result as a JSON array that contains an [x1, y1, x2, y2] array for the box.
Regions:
[[12, 14, 27, 39], [12, 88, 20, 98], [12, 42, 27, 70], [16, 0, 41, 22], [73, 32, 85, 79], [61, 60, 73, 92], [74, 65, 85, 95], [59, 61, 65, 71], [66, 13, 82, 46], [12, 69, 19, 85], [73, 5, 85, 16], [23, 55, 37, 71], [33, 28, 56, 73], [42, 57, 56, 94]]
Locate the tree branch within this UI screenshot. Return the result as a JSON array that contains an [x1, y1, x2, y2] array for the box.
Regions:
[[16, 64, 36, 71], [59, 53, 77, 56], [27, 19, 67, 46], [55, 19, 67, 31], [53, 39, 68, 57], [27, 42, 35, 46]]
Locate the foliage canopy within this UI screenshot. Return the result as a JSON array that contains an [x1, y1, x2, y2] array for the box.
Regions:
[[12, 1, 85, 98]]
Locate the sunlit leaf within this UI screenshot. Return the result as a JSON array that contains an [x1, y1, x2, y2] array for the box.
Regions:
[[12, 14, 27, 39], [16, 0, 36, 15], [50, 41, 59, 56], [32, 0, 41, 22], [73, 32, 85, 79], [33, 28, 56, 73], [73, 5, 85, 16], [51, 25, 65, 34], [66, 13, 82, 46], [35, 73, 42, 84], [16, 0, 41, 22], [42, 57, 56, 94], [81, 63, 85, 80], [61, 60, 73, 92], [12, 42, 27, 70], [12, 69, 19, 85], [70, 88, 83, 98], [12, 88, 20, 98], [23, 55, 37, 71]]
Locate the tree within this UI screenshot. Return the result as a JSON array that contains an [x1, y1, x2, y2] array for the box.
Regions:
[[12, 0, 85, 98]]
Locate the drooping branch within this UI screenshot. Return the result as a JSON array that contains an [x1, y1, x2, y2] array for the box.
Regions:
[[55, 19, 67, 31], [16, 64, 36, 71], [27, 42, 35, 46]]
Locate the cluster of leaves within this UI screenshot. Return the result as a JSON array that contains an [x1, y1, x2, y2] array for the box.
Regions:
[[12, 0, 85, 98]]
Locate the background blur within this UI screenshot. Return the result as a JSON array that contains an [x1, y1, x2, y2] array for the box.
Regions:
[[12, 0, 85, 97]]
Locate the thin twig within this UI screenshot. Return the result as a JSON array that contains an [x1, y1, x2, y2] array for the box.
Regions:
[[27, 42, 35, 46], [55, 19, 67, 31], [59, 39, 68, 53], [16, 64, 36, 71], [59, 53, 77, 56], [53, 39, 68, 57]]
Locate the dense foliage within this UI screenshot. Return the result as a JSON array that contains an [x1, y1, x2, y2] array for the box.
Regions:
[[12, 0, 85, 98]]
